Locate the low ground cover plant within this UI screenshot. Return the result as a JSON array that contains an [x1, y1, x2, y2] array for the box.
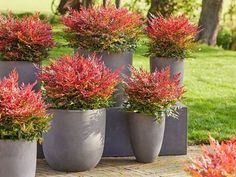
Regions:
[[0, 14, 54, 61], [61, 6, 144, 53], [39, 54, 120, 110], [123, 67, 185, 120], [0, 70, 51, 141], [186, 136, 236, 177], [146, 15, 198, 58]]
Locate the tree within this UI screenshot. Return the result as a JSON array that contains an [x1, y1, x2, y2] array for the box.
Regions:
[[197, 0, 224, 46]]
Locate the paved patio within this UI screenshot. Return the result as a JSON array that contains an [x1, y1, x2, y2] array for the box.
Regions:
[[36, 146, 201, 177]]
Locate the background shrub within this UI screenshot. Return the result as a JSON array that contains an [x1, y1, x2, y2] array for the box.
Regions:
[[0, 14, 54, 62], [61, 7, 144, 53]]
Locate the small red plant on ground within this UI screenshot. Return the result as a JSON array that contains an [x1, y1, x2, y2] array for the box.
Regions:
[[146, 15, 198, 58], [61, 7, 144, 53], [186, 136, 236, 177], [0, 14, 54, 61], [0, 70, 51, 141], [39, 54, 120, 110], [123, 67, 185, 119]]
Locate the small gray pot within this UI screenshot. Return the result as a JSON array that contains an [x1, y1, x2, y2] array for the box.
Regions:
[[77, 49, 133, 106], [43, 109, 106, 172], [128, 113, 165, 163], [150, 57, 184, 85], [0, 61, 40, 90], [0, 140, 36, 177]]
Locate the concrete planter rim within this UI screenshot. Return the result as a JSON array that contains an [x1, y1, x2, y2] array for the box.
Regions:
[[48, 108, 106, 113], [77, 48, 132, 55], [0, 60, 41, 63], [0, 139, 34, 143], [150, 56, 184, 60]]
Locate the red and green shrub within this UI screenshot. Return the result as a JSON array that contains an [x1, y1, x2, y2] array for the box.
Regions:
[[0, 70, 51, 141], [0, 14, 54, 62], [146, 15, 198, 58], [39, 54, 120, 110], [186, 136, 236, 177], [123, 67, 185, 120], [61, 7, 143, 53]]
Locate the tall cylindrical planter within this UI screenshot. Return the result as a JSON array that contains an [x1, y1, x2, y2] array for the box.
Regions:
[[150, 57, 184, 85], [128, 113, 165, 163], [43, 109, 106, 172], [0, 140, 37, 177], [77, 49, 132, 106], [0, 61, 40, 90]]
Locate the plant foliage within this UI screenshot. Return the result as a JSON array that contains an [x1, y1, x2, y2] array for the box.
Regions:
[[123, 67, 185, 120], [0, 14, 54, 62], [39, 54, 120, 110], [0, 70, 51, 141], [61, 7, 144, 53], [146, 15, 198, 58], [186, 135, 236, 177]]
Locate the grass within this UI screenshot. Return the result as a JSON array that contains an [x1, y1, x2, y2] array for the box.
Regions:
[[48, 29, 236, 145]]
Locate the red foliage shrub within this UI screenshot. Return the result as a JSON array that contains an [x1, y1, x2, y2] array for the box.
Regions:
[[123, 67, 185, 119], [39, 54, 120, 110], [0, 14, 54, 61], [0, 70, 50, 141], [186, 136, 236, 177], [146, 15, 198, 58], [61, 7, 144, 53]]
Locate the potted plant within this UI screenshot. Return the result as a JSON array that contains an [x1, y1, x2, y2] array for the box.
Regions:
[[146, 15, 198, 85], [61, 6, 143, 106], [39, 54, 120, 172], [0, 14, 54, 89], [0, 70, 51, 177], [123, 67, 185, 163], [61, 7, 143, 156]]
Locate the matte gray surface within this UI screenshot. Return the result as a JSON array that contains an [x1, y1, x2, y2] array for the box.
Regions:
[[160, 102, 188, 155], [0, 61, 40, 90], [103, 107, 133, 157], [128, 113, 165, 163], [43, 109, 106, 172], [150, 57, 184, 85], [0, 140, 36, 177], [77, 49, 132, 106]]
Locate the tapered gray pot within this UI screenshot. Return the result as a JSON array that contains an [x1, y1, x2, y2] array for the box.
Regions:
[[0, 140, 36, 177], [43, 109, 106, 172], [128, 113, 165, 163], [150, 57, 184, 85], [77, 49, 132, 106]]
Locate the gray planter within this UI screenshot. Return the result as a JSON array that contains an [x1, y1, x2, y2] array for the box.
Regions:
[[0, 140, 36, 177], [77, 49, 132, 106], [103, 107, 133, 157], [128, 113, 165, 163], [150, 57, 184, 85], [0, 61, 40, 90], [43, 109, 106, 172]]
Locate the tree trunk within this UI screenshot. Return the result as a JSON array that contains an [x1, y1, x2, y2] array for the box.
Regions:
[[115, 0, 121, 8], [197, 0, 224, 46], [147, 0, 159, 19]]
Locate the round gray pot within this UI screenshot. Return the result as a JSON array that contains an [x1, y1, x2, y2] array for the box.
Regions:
[[77, 49, 133, 107], [0, 140, 36, 177], [150, 57, 184, 85], [0, 61, 40, 91], [43, 109, 106, 172], [128, 113, 165, 163]]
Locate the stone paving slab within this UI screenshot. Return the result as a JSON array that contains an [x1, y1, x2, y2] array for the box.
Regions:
[[36, 146, 201, 177]]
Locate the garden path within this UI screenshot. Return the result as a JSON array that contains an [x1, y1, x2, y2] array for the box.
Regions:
[[36, 146, 200, 177]]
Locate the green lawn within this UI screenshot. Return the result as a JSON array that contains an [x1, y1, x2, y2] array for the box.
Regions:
[[49, 30, 236, 145]]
